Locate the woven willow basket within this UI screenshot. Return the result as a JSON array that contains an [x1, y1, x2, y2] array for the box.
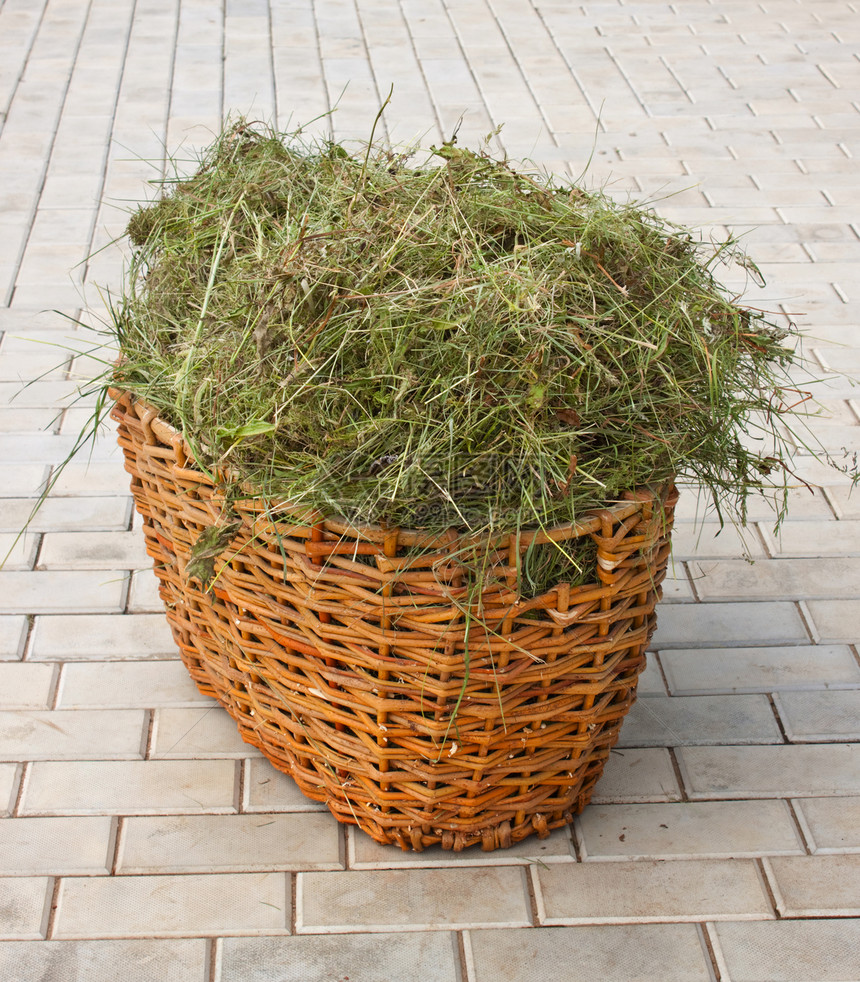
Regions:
[[111, 389, 678, 851]]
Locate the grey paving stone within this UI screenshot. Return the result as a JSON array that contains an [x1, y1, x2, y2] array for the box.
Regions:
[[56, 660, 208, 709], [0, 466, 48, 498], [117, 812, 342, 873], [0, 878, 49, 940], [0, 709, 145, 761], [794, 796, 860, 854], [151, 706, 261, 759], [20, 759, 238, 816], [577, 800, 804, 861], [0, 817, 113, 876], [297, 867, 531, 932], [0, 664, 54, 710], [712, 919, 860, 982], [469, 924, 713, 982], [127, 568, 162, 613], [0, 763, 18, 816], [650, 602, 808, 649], [37, 531, 150, 570], [0, 939, 208, 982], [661, 645, 860, 694], [0, 533, 39, 570], [0, 617, 27, 661], [45, 461, 131, 496], [618, 695, 782, 747], [30, 613, 177, 661], [220, 933, 460, 982], [348, 823, 575, 869], [536, 858, 772, 924], [806, 599, 860, 643], [242, 759, 326, 813], [678, 745, 860, 798], [690, 558, 860, 600], [0, 572, 127, 615], [774, 689, 860, 742], [590, 748, 682, 804], [764, 854, 860, 917], [637, 657, 667, 695], [53, 872, 288, 939], [0, 497, 130, 534], [672, 523, 766, 559]]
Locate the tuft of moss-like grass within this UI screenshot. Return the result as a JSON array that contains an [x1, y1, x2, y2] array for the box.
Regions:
[[107, 119, 813, 593]]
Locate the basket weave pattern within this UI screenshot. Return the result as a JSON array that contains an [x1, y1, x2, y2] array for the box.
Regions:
[[111, 390, 677, 851]]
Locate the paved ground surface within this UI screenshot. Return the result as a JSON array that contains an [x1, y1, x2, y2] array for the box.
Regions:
[[1, 0, 859, 979]]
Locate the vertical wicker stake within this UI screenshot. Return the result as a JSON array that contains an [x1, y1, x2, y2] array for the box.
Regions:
[[376, 528, 400, 824]]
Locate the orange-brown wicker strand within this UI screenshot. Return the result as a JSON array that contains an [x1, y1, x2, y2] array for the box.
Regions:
[[109, 389, 678, 851]]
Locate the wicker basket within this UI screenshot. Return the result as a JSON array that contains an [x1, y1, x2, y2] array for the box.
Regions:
[[110, 389, 678, 851]]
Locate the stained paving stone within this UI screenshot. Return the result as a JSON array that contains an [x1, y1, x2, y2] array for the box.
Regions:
[[0, 664, 55, 710], [348, 824, 575, 869], [117, 812, 342, 873], [576, 800, 804, 861], [774, 690, 860, 742], [712, 919, 860, 982], [53, 873, 288, 939], [0, 817, 113, 876], [219, 932, 460, 982], [56, 661, 209, 709], [678, 745, 860, 798], [649, 602, 808, 648], [661, 645, 860, 694], [469, 924, 714, 982], [0, 709, 145, 761], [763, 855, 860, 917], [0, 617, 27, 661], [242, 759, 327, 813], [297, 867, 531, 932], [150, 707, 261, 759], [0, 878, 50, 940], [535, 858, 772, 924], [793, 797, 860, 854], [30, 614, 177, 661], [618, 695, 782, 747], [20, 759, 238, 816], [37, 531, 150, 569], [589, 748, 682, 804], [0, 939, 208, 982]]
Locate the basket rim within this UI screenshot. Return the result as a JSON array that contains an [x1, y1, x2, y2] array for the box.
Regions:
[[109, 385, 677, 552]]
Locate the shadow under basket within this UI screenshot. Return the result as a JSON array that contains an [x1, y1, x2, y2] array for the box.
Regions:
[[110, 389, 678, 852]]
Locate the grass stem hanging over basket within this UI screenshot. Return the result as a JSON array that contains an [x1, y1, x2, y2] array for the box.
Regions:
[[99, 117, 821, 850]]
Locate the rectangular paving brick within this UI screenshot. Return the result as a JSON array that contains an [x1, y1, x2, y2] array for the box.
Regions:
[[56, 661, 208, 709], [20, 759, 238, 815], [220, 933, 460, 982], [535, 858, 772, 924], [0, 571, 127, 615], [53, 872, 289, 939], [763, 854, 860, 917], [0, 877, 50, 940], [151, 707, 260, 759], [690, 558, 860, 600], [469, 924, 713, 982], [576, 800, 804, 861], [0, 664, 55, 710], [0, 616, 27, 661], [117, 812, 342, 873], [0, 939, 208, 982], [589, 748, 682, 804], [774, 689, 860, 742], [30, 613, 177, 661], [712, 919, 860, 982], [242, 759, 326, 813], [650, 602, 808, 648], [618, 694, 781, 747], [0, 709, 145, 760], [671, 523, 766, 559], [127, 568, 162, 613], [661, 645, 860, 694], [297, 867, 531, 932], [0, 496, 131, 532], [0, 816, 114, 876], [806, 599, 860, 643], [37, 531, 150, 569], [678, 745, 860, 798], [762, 519, 860, 557], [794, 797, 860, 854]]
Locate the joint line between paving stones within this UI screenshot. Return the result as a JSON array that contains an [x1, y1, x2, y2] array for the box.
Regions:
[[9, 761, 26, 818], [395, 0, 444, 143], [289, 871, 297, 934], [784, 798, 814, 855], [754, 856, 782, 918], [108, 815, 123, 875], [765, 693, 790, 744], [159, 0, 183, 178], [525, 864, 542, 925], [667, 747, 689, 800], [44, 876, 62, 940], [308, 0, 334, 137], [352, 0, 391, 145], [459, 929, 476, 982], [0, 0, 50, 137], [237, 757, 248, 813], [265, 0, 277, 127], [700, 922, 725, 981], [207, 937, 222, 982]]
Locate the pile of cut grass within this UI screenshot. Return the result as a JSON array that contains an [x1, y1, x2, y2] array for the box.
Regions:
[[109, 120, 802, 592]]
